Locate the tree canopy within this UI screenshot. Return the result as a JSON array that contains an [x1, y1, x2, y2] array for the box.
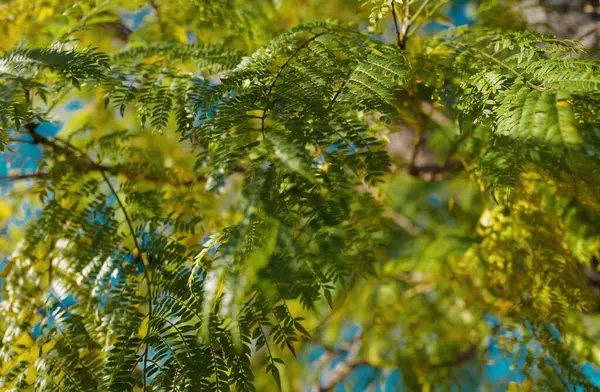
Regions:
[[1, 0, 600, 390]]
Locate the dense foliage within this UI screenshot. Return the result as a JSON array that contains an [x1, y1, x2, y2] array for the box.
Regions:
[[0, 0, 599, 390]]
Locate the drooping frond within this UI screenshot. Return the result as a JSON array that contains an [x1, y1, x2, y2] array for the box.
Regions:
[[0, 46, 109, 151], [422, 27, 600, 193], [495, 84, 581, 145]]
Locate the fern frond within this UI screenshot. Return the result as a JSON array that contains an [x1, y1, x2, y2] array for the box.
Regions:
[[495, 82, 582, 145], [0, 47, 108, 87]]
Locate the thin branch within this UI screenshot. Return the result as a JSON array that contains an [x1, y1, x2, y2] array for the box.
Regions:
[[96, 167, 153, 391], [317, 332, 366, 391], [391, 0, 413, 49], [430, 344, 477, 369], [25, 125, 154, 389], [417, 100, 452, 130], [45, 86, 74, 115], [292, 210, 317, 242], [327, 70, 353, 109], [464, 45, 544, 91], [250, 307, 281, 390], [390, 2, 403, 49], [408, 131, 423, 175], [408, 101, 428, 176], [55, 0, 111, 42], [443, 133, 469, 169], [8, 137, 40, 145], [16, 129, 195, 187], [403, 0, 410, 26], [412, 161, 463, 175], [271, 289, 297, 357], [261, 31, 328, 137], [406, 0, 448, 38], [410, 0, 431, 25], [150, 0, 166, 39], [575, 22, 600, 42], [0, 172, 51, 181], [317, 360, 369, 391]]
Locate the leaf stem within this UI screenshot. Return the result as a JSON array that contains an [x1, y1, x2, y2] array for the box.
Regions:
[[466, 45, 544, 92], [410, 0, 431, 25], [26, 126, 154, 390], [406, 0, 447, 38], [261, 31, 328, 137]]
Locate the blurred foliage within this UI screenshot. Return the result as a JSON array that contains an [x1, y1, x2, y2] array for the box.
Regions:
[[0, 0, 600, 391]]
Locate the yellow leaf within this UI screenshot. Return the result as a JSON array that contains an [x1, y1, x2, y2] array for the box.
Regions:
[[365, 340, 384, 367], [15, 333, 35, 352], [174, 26, 188, 44], [0, 200, 11, 221], [37, 6, 54, 22], [41, 340, 56, 355], [30, 313, 41, 325], [138, 316, 149, 338], [34, 246, 46, 260], [2, 358, 15, 372], [60, 104, 92, 137], [17, 351, 31, 363], [25, 364, 36, 385], [34, 260, 51, 273], [29, 346, 40, 362], [215, 279, 225, 301]]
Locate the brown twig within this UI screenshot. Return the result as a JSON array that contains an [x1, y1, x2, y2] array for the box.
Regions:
[[408, 132, 423, 176], [15, 128, 198, 187], [316, 332, 367, 391], [390, 1, 403, 49], [150, 0, 166, 39], [413, 162, 462, 175], [0, 173, 52, 181], [408, 99, 428, 176]]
